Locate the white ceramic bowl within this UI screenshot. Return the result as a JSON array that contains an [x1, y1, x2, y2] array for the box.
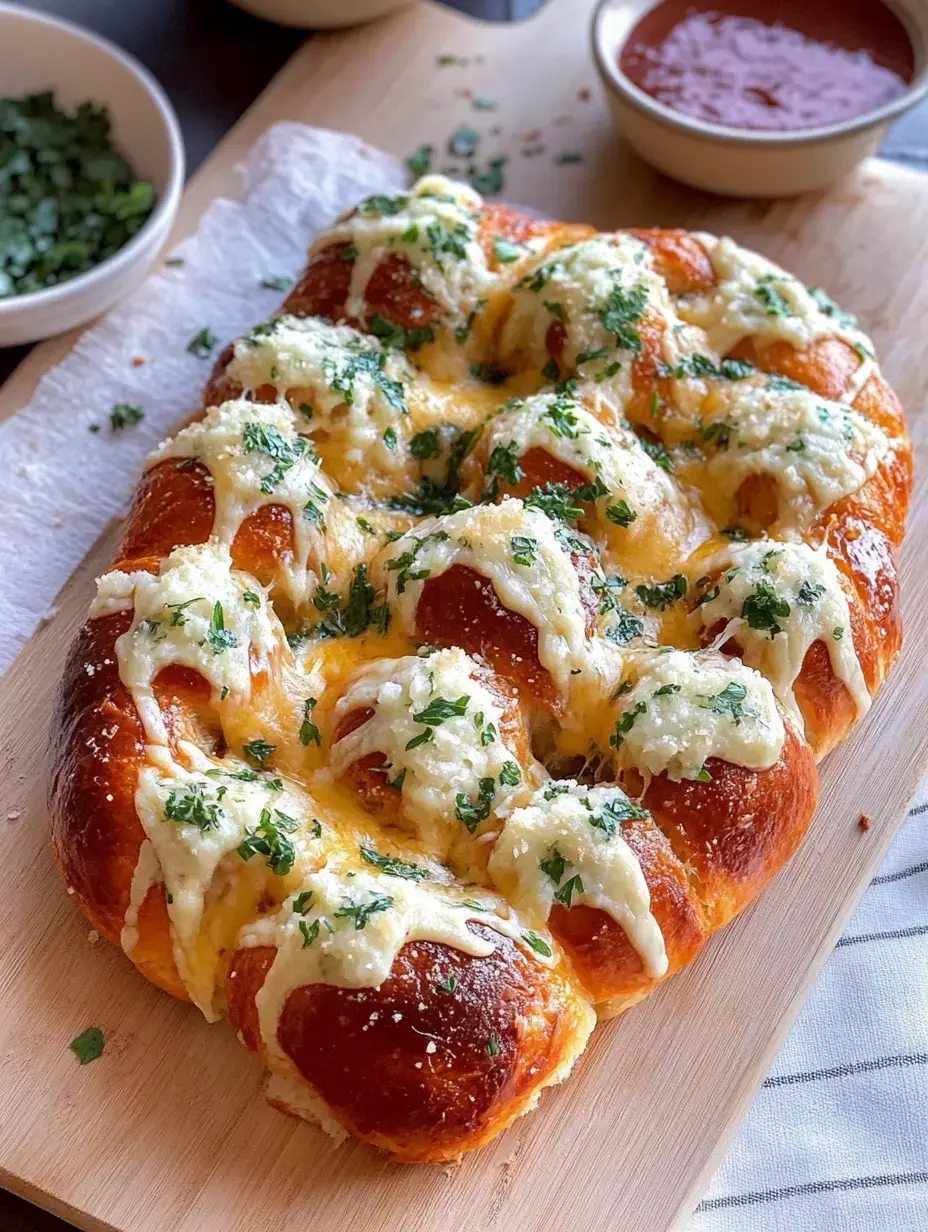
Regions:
[[228, 0, 411, 30], [592, 0, 928, 198], [0, 4, 184, 346]]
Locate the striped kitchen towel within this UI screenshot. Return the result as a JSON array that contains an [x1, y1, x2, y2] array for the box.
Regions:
[[691, 794, 928, 1231]]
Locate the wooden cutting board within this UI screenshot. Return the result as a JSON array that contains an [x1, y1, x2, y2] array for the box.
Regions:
[[2, 2, 928, 1229]]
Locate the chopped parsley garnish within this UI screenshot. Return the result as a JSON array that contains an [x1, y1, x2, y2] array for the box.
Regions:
[[610, 701, 647, 750], [359, 846, 427, 881], [448, 125, 479, 158], [109, 402, 144, 430], [511, 534, 538, 567], [187, 327, 217, 358], [206, 602, 238, 654], [369, 313, 434, 353], [606, 499, 637, 528], [299, 697, 320, 747], [553, 873, 584, 907], [406, 144, 433, 176], [605, 610, 644, 646], [293, 891, 314, 914], [636, 431, 674, 472], [525, 482, 583, 522], [540, 846, 568, 885], [412, 695, 470, 724], [410, 427, 440, 459], [237, 807, 298, 876], [469, 156, 507, 196], [499, 761, 522, 787], [455, 777, 496, 831], [493, 237, 523, 264], [796, 580, 826, 607], [242, 421, 310, 493], [700, 681, 749, 723], [70, 1027, 105, 1065], [334, 893, 393, 929], [635, 574, 687, 610], [436, 976, 457, 994], [665, 354, 753, 381], [164, 781, 223, 831], [522, 931, 553, 957], [243, 738, 276, 767], [486, 1034, 501, 1056], [598, 282, 647, 352], [299, 918, 320, 948], [755, 276, 793, 317], [588, 793, 649, 835], [742, 582, 790, 637]]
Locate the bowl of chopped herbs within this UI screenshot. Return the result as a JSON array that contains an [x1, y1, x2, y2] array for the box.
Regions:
[[0, 4, 183, 345]]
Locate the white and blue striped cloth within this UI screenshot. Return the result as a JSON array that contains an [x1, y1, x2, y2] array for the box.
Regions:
[[691, 795, 928, 1230]]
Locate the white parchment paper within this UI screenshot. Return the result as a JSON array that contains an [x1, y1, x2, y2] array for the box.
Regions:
[[0, 122, 405, 673]]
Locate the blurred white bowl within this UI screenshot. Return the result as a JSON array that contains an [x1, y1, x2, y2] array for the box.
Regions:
[[592, 0, 928, 198], [0, 3, 184, 346], [228, 0, 411, 30]]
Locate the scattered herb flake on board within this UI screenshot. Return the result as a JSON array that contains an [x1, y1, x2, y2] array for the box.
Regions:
[[406, 144, 433, 177], [437, 53, 469, 66], [469, 156, 507, 196], [109, 402, 144, 430], [261, 274, 293, 291], [164, 256, 185, 267], [0, 92, 156, 299], [555, 151, 583, 164], [70, 1026, 105, 1065], [449, 125, 480, 158], [472, 96, 497, 111], [187, 326, 217, 358]]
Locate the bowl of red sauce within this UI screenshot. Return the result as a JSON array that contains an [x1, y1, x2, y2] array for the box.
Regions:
[[592, 0, 928, 196]]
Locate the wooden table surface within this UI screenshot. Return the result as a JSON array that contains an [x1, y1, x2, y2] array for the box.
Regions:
[[4, 2, 928, 1229]]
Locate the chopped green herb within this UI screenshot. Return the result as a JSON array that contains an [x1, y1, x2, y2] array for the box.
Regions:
[[237, 807, 297, 876], [299, 697, 320, 747], [455, 777, 496, 831], [359, 846, 427, 881], [243, 738, 276, 767], [606, 499, 637, 528], [522, 931, 553, 957], [70, 1026, 105, 1065], [700, 681, 749, 723], [636, 574, 687, 610], [448, 125, 479, 158], [334, 893, 393, 929], [406, 144, 434, 177], [206, 601, 238, 654], [554, 873, 584, 907], [493, 237, 523, 264], [187, 327, 217, 358], [436, 975, 457, 994], [164, 781, 223, 831], [742, 582, 790, 637], [109, 402, 144, 430], [498, 761, 521, 787], [299, 918, 320, 948]]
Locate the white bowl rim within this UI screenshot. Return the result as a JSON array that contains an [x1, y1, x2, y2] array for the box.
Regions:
[[592, 0, 928, 149], [0, 0, 185, 318]]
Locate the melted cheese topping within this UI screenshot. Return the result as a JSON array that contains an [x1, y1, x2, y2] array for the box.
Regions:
[[485, 390, 688, 527], [150, 398, 333, 604], [374, 499, 591, 691], [500, 233, 699, 402], [488, 781, 668, 978], [682, 234, 875, 358], [697, 539, 870, 725], [611, 647, 785, 780], [322, 175, 497, 325], [690, 379, 890, 530], [330, 648, 529, 852], [134, 754, 317, 1017], [224, 316, 413, 473], [91, 541, 283, 745], [241, 863, 552, 1062]]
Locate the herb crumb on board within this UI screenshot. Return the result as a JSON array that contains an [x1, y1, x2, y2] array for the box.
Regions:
[[70, 1026, 105, 1065]]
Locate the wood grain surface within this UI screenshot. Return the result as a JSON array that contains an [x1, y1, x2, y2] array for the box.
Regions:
[[1, 2, 927, 1229]]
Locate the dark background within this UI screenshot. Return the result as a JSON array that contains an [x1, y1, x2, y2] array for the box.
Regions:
[[4, 1, 928, 1228]]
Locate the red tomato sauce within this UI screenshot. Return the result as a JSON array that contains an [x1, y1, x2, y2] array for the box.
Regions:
[[619, 0, 914, 132]]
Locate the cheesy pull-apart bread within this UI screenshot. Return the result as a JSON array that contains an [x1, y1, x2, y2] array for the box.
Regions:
[[51, 176, 909, 1162]]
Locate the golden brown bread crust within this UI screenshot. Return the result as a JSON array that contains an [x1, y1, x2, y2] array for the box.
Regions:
[[49, 183, 908, 1163]]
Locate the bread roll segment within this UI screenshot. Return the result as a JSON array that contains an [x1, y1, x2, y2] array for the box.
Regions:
[[50, 175, 909, 1162]]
